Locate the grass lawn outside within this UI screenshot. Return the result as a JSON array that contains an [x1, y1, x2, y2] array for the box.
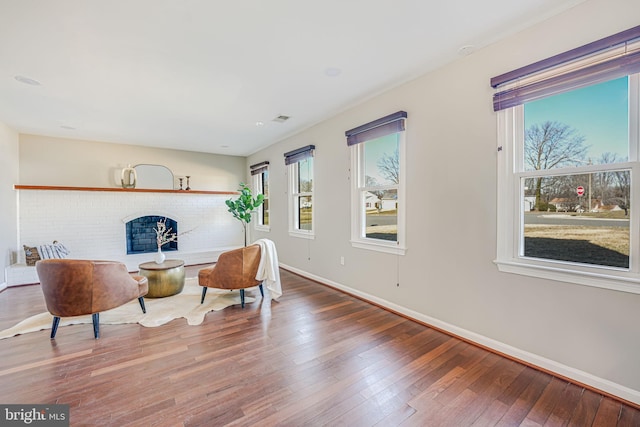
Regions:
[[365, 224, 397, 241], [524, 224, 629, 268]]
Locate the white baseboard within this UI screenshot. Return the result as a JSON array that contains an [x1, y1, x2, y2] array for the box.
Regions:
[[280, 263, 640, 406]]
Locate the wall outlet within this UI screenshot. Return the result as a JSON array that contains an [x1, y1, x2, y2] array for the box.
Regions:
[[340, 256, 345, 266]]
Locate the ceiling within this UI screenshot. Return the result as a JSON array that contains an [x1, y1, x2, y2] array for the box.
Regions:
[[0, 0, 585, 156]]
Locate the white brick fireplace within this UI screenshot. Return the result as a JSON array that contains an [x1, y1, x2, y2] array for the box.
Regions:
[[7, 187, 244, 285]]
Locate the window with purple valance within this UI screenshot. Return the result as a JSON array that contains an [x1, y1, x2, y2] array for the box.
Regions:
[[345, 111, 407, 146], [284, 145, 315, 165], [250, 161, 269, 175], [491, 25, 640, 111]]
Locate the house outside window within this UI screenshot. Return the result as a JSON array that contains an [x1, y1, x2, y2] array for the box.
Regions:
[[346, 111, 407, 255], [493, 26, 640, 293], [250, 161, 269, 231], [285, 145, 314, 238]]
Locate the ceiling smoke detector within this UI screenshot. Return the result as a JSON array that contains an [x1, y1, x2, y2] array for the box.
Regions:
[[272, 115, 291, 123]]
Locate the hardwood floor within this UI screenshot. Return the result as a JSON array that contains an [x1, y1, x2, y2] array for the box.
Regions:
[[0, 267, 638, 426]]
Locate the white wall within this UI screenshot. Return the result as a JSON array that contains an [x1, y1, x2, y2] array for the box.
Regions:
[[0, 122, 19, 290], [249, 0, 640, 404], [15, 190, 240, 272]]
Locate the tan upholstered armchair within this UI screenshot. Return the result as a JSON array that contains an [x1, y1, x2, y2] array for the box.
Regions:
[[198, 244, 264, 307], [36, 259, 149, 339]]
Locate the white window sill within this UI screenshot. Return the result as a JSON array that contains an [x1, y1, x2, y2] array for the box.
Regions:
[[289, 230, 315, 240], [494, 259, 640, 295], [351, 239, 406, 255], [254, 225, 271, 232]]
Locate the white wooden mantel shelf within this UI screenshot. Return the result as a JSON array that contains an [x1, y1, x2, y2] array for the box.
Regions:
[[14, 185, 237, 195]]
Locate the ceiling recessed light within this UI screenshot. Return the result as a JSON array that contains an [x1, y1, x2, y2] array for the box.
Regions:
[[458, 45, 475, 56], [255, 121, 264, 127], [324, 67, 342, 77], [14, 75, 42, 86]]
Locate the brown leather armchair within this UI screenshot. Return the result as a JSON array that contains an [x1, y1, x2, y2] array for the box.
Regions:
[[36, 259, 149, 339], [198, 245, 264, 307]]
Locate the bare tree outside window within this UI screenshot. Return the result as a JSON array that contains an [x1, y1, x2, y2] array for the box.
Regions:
[[377, 148, 399, 184], [365, 176, 385, 212], [525, 121, 587, 210], [593, 152, 631, 215], [361, 137, 399, 241], [523, 122, 630, 268]]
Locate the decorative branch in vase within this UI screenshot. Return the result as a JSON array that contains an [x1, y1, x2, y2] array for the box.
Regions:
[[225, 183, 264, 246], [153, 218, 178, 264]]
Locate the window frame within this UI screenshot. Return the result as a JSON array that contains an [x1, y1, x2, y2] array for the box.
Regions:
[[251, 163, 270, 232], [286, 149, 315, 239], [348, 114, 407, 255], [496, 75, 640, 294]]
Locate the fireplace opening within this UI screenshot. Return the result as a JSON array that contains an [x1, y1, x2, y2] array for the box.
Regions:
[[126, 216, 178, 255]]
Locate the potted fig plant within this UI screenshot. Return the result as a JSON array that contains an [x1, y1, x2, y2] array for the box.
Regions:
[[225, 183, 264, 246]]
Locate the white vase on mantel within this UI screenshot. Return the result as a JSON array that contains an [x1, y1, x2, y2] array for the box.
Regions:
[[154, 248, 166, 264]]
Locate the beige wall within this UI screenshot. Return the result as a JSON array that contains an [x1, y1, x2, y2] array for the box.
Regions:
[[19, 134, 246, 192], [249, 0, 640, 403], [0, 122, 19, 287]]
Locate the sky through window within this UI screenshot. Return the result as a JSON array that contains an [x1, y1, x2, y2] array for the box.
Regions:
[[524, 77, 629, 163]]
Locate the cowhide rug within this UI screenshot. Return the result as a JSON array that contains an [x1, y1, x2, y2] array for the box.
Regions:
[[0, 278, 258, 339]]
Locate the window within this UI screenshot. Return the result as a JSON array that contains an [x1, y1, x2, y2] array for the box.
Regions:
[[250, 161, 269, 230], [492, 25, 640, 293], [346, 111, 407, 254], [285, 145, 314, 238]]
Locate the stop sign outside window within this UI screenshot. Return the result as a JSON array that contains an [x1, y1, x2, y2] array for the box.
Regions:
[[576, 186, 585, 196]]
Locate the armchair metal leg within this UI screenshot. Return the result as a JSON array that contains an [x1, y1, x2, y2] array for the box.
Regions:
[[201, 287, 207, 304], [138, 296, 146, 313], [240, 289, 245, 308], [259, 284, 264, 298], [50, 316, 61, 339], [92, 313, 100, 339]]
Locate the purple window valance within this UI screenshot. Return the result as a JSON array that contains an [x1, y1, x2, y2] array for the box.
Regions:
[[491, 25, 640, 111], [284, 145, 315, 165], [345, 111, 407, 146]]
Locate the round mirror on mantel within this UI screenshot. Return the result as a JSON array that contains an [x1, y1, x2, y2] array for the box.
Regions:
[[133, 164, 174, 190]]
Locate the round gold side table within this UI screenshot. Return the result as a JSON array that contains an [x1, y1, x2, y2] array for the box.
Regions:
[[138, 259, 185, 298]]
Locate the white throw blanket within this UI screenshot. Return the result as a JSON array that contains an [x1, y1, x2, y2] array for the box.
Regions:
[[253, 238, 282, 300]]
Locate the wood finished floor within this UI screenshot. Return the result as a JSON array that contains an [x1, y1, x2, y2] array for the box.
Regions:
[[0, 267, 638, 427]]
